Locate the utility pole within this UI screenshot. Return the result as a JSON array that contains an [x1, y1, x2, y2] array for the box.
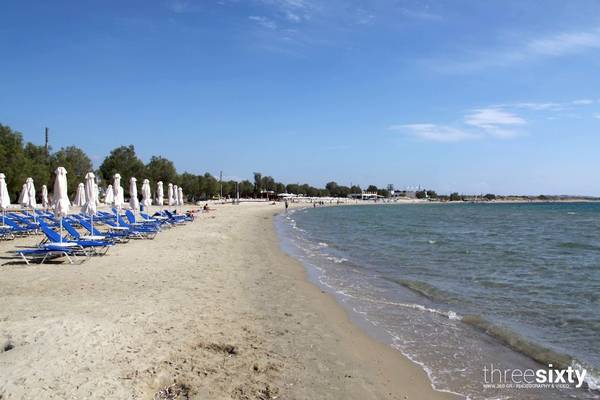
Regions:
[[44, 127, 49, 154], [219, 171, 223, 199]]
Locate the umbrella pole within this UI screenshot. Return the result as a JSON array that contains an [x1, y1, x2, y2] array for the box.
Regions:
[[60, 217, 63, 243]]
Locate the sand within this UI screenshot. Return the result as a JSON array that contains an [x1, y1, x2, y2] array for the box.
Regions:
[[0, 202, 458, 399]]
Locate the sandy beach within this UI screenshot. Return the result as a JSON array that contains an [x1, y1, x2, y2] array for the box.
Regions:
[[0, 202, 456, 399]]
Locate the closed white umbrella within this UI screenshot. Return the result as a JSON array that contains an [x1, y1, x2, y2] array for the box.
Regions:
[[73, 183, 86, 206], [25, 177, 37, 209], [0, 173, 11, 225], [168, 183, 175, 206], [173, 185, 179, 206], [156, 181, 164, 207], [41, 185, 49, 208], [83, 172, 97, 230], [104, 185, 114, 204], [19, 183, 28, 207], [178, 187, 184, 206], [94, 182, 100, 206], [113, 173, 124, 209], [141, 179, 152, 209], [53, 167, 70, 242], [129, 177, 139, 212]]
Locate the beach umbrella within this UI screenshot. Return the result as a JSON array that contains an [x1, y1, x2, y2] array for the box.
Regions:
[[73, 183, 86, 206], [173, 185, 179, 206], [178, 187, 184, 206], [104, 184, 114, 204], [94, 182, 100, 206], [25, 177, 37, 209], [129, 177, 139, 212], [141, 179, 152, 209], [113, 173, 124, 225], [53, 167, 70, 242], [41, 185, 49, 208], [83, 172, 97, 230], [168, 183, 175, 206], [156, 181, 164, 207], [0, 173, 10, 224], [18, 183, 28, 207], [113, 174, 124, 209]]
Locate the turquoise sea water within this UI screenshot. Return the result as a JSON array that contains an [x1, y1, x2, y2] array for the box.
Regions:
[[276, 202, 600, 400]]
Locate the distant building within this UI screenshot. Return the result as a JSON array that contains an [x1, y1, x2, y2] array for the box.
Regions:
[[349, 191, 383, 200]]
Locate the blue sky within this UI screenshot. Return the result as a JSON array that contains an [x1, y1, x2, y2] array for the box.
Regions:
[[1, 0, 599, 195]]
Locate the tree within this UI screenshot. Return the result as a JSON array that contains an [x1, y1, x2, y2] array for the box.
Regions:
[[450, 192, 462, 201], [426, 190, 437, 199], [98, 145, 145, 196], [50, 146, 93, 197], [415, 190, 427, 199], [239, 180, 254, 197], [253, 172, 262, 196], [350, 185, 362, 194], [146, 156, 177, 185], [0, 124, 28, 200], [367, 185, 378, 193], [484, 193, 496, 200]]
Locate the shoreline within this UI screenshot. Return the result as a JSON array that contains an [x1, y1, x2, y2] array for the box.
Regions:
[[0, 202, 456, 399]]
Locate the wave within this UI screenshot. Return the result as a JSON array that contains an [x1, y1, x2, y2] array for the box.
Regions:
[[384, 277, 460, 304], [462, 315, 600, 391], [558, 242, 600, 251]]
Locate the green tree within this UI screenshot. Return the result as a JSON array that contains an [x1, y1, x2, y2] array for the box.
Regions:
[[367, 185, 378, 193], [146, 156, 177, 185], [450, 192, 462, 201], [239, 180, 254, 197], [0, 124, 28, 200], [253, 172, 262, 196], [50, 146, 93, 197], [98, 145, 145, 196]]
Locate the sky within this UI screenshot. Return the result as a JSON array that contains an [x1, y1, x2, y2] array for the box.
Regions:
[[1, 0, 599, 195]]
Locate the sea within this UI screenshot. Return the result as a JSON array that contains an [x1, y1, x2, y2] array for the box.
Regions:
[[275, 202, 600, 400]]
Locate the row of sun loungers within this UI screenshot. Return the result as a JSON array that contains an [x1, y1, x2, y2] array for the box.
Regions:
[[1, 208, 193, 265]]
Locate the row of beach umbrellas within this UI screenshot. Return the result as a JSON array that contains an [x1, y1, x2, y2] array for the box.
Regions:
[[0, 173, 186, 212], [1, 168, 187, 242]]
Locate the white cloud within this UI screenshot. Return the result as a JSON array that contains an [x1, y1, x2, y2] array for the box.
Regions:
[[259, 0, 313, 22], [249, 15, 278, 30], [528, 31, 600, 56], [594, 114, 600, 119], [572, 99, 594, 105], [165, 0, 190, 13], [435, 27, 600, 72], [391, 107, 527, 143], [389, 124, 479, 143], [464, 108, 526, 130]]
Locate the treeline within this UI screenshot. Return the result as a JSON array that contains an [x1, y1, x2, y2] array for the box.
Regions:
[[0, 124, 381, 202]]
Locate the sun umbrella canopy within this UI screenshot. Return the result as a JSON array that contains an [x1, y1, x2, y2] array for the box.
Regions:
[[113, 173, 124, 209], [94, 182, 100, 205], [178, 187, 184, 205], [173, 185, 179, 206], [156, 181, 164, 206], [41, 185, 49, 208], [53, 167, 70, 218], [73, 183, 86, 206], [25, 177, 36, 209], [0, 173, 10, 210], [129, 177, 139, 211], [82, 172, 97, 216], [168, 183, 175, 206], [141, 179, 152, 207], [104, 184, 114, 204], [19, 183, 28, 207]]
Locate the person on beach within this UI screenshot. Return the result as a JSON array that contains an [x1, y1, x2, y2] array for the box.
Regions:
[[285, 200, 289, 211]]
